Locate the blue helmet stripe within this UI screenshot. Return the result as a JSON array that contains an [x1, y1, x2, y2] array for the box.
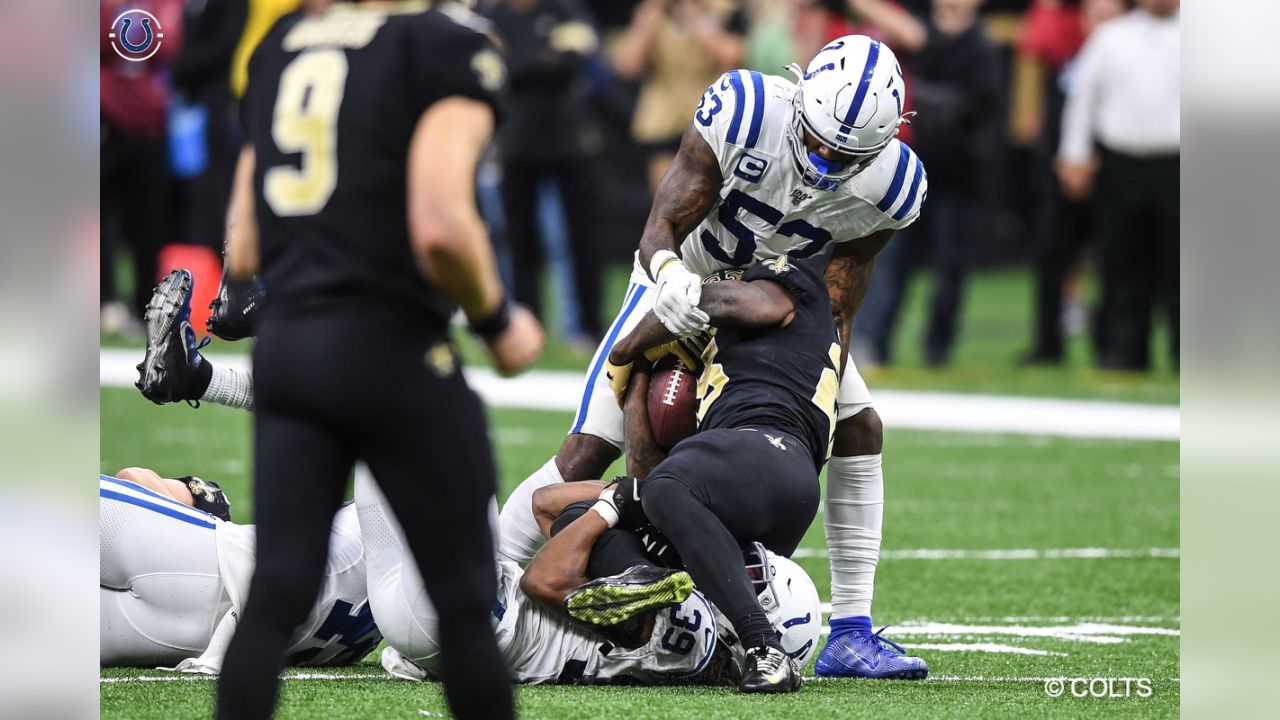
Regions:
[[893, 157, 926, 221], [876, 144, 910, 212], [726, 71, 747, 144], [842, 40, 881, 126], [745, 71, 765, 148]]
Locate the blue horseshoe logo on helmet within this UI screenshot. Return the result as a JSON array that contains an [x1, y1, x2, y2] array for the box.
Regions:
[[118, 17, 154, 53]]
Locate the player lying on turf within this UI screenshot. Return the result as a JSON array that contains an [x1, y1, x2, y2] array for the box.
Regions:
[[132, 270, 823, 686], [572, 256, 839, 693], [99, 469, 379, 672], [495, 34, 929, 681]]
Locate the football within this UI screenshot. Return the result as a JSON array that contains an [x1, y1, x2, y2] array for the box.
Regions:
[[647, 355, 699, 450]]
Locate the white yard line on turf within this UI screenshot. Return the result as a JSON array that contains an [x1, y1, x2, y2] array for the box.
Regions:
[[99, 349, 1179, 440], [101, 673, 388, 683], [818, 621, 1180, 645], [102, 673, 1183, 684], [792, 547, 1179, 560]]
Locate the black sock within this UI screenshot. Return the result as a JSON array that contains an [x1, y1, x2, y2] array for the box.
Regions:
[[187, 358, 213, 400]]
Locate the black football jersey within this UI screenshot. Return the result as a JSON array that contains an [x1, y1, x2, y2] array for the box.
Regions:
[[695, 256, 841, 468], [241, 4, 505, 327]]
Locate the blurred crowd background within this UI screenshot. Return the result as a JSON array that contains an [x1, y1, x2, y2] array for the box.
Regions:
[[101, 0, 1179, 374]]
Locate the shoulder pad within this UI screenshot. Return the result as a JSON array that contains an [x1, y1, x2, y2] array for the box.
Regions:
[[856, 140, 928, 228]]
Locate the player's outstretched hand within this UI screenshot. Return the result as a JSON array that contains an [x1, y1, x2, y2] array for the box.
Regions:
[[487, 305, 545, 377], [653, 262, 710, 336]]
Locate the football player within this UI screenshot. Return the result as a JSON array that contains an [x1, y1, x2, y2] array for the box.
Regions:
[[498, 34, 929, 680], [130, 277, 821, 687], [100, 469, 378, 672]]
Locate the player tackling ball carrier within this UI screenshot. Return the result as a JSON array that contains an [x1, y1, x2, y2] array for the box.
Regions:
[[499, 34, 929, 679]]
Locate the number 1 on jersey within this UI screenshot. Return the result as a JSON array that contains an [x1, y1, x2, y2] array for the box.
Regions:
[[264, 49, 348, 217]]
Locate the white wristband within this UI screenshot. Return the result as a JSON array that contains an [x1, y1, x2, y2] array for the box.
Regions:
[[590, 499, 620, 528], [649, 250, 681, 282]]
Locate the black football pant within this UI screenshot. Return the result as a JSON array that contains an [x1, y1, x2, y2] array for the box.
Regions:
[[501, 157, 603, 340], [1094, 147, 1180, 371], [640, 428, 821, 651], [216, 307, 513, 720]]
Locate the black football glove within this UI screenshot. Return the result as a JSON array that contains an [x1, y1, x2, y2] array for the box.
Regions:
[[207, 269, 265, 341], [178, 475, 233, 521], [600, 475, 648, 531]]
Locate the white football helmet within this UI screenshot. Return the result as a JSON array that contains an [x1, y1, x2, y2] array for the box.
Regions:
[[746, 543, 822, 665], [785, 34, 911, 191]]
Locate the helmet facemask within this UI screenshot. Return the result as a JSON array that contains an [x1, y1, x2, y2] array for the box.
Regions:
[[784, 65, 909, 191]]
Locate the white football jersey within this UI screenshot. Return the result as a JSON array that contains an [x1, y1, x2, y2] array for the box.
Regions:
[[673, 69, 927, 279], [216, 504, 380, 666], [494, 560, 720, 685]]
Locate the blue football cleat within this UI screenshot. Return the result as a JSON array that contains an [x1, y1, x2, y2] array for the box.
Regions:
[[815, 617, 929, 679]]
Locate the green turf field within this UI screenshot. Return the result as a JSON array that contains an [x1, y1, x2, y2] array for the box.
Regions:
[[99, 384, 1179, 718], [104, 267, 1180, 404]]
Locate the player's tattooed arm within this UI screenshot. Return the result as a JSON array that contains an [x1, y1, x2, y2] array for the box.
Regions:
[[637, 124, 723, 272], [826, 229, 894, 373], [623, 366, 667, 479], [609, 279, 797, 365]]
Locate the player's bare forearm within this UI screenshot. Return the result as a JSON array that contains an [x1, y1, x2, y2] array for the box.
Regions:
[[637, 124, 722, 275], [531, 481, 607, 540], [224, 147, 260, 280], [520, 500, 613, 613], [623, 366, 667, 478], [827, 230, 894, 372]]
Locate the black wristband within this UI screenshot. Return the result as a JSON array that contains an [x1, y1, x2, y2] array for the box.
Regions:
[[470, 298, 511, 341]]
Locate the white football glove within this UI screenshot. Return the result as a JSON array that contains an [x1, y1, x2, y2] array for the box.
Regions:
[[653, 259, 710, 336]]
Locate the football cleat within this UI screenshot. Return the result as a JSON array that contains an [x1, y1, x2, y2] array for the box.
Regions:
[[738, 644, 801, 693], [136, 269, 208, 405], [814, 619, 929, 679], [207, 268, 265, 341], [380, 646, 430, 682], [565, 565, 693, 628]]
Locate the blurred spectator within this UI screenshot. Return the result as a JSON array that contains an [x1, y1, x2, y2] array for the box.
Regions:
[[171, 0, 249, 255], [481, 0, 606, 341], [614, 0, 746, 191], [1058, 0, 1179, 371], [100, 0, 184, 335], [853, 0, 1002, 368], [1017, 0, 1125, 365]]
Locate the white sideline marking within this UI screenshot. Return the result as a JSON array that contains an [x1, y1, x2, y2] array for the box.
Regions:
[[792, 547, 1179, 560], [904, 643, 1066, 657], [819, 622, 1180, 645], [100, 349, 1179, 440], [816, 607, 1180, 624], [101, 672, 387, 684], [808, 675, 1180, 683]]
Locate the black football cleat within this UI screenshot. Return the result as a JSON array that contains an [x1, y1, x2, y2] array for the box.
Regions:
[[565, 565, 693, 627], [136, 269, 207, 405], [207, 267, 265, 341], [739, 645, 802, 694]]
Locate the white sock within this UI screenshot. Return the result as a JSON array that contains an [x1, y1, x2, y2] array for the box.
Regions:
[[824, 454, 884, 620], [202, 365, 254, 410], [497, 457, 564, 565]]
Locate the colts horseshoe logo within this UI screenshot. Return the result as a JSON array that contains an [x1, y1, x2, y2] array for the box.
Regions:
[[107, 9, 165, 62]]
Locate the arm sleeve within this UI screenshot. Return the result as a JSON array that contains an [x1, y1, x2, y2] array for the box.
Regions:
[[1059, 30, 1106, 164], [409, 15, 507, 122]]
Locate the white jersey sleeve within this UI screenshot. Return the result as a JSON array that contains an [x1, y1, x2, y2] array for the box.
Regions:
[[851, 138, 929, 232], [690, 69, 775, 179]]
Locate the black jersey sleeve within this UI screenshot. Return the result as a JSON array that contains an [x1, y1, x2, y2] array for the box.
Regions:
[[740, 256, 825, 310], [407, 13, 507, 121]]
